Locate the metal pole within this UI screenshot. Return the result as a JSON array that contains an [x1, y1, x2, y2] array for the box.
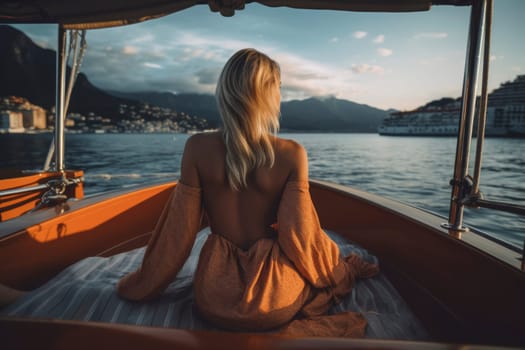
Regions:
[[472, 0, 493, 195], [0, 184, 49, 197], [44, 30, 87, 171], [64, 31, 80, 119], [445, 0, 487, 233], [55, 25, 67, 172]]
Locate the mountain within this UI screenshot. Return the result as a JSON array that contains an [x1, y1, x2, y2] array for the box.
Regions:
[[110, 91, 388, 132], [281, 97, 387, 132], [1, 25, 388, 132], [0, 25, 138, 119]]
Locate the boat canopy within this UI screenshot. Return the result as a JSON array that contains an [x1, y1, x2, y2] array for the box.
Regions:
[[1, 0, 472, 29]]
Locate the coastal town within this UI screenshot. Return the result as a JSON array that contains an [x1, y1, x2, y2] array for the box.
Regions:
[[0, 96, 209, 134], [2, 75, 524, 136]]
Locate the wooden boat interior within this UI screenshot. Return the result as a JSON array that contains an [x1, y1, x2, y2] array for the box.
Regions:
[[1, 180, 524, 348]]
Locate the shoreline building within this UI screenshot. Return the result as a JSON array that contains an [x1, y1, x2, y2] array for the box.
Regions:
[[486, 75, 525, 136], [0, 96, 48, 132], [0, 110, 24, 133], [379, 75, 525, 137], [21, 105, 47, 130]]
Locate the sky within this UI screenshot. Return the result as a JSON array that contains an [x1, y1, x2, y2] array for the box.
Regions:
[[11, 0, 525, 111]]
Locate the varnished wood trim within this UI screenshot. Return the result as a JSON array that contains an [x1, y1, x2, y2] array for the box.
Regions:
[[2, 316, 517, 350]]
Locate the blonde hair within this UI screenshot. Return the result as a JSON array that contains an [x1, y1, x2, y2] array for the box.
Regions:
[[216, 48, 281, 191]]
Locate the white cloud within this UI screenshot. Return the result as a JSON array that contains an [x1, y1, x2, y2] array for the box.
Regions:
[[274, 53, 334, 98], [351, 63, 385, 75], [172, 31, 257, 63], [130, 34, 156, 44], [353, 31, 368, 39], [143, 62, 163, 69], [377, 48, 393, 57], [85, 29, 367, 103], [266, 51, 363, 101], [511, 66, 522, 72], [176, 31, 253, 52], [122, 46, 139, 55], [373, 35, 385, 44], [330, 37, 339, 43], [414, 32, 448, 39]]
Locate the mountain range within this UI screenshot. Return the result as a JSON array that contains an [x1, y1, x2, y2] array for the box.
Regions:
[[0, 25, 389, 132], [0, 25, 140, 120]]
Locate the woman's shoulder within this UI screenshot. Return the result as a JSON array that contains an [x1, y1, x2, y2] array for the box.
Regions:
[[184, 131, 224, 154], [273, 137, 308, 181], [180, 132, 224, 187], [186, 131, 222, 145], [274, 137, 307, 159]]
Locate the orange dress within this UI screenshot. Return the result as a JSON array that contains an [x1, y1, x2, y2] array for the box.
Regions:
[[117, 181, 379, 337]]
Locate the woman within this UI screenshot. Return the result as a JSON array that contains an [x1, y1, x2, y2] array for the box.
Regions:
[[117, 48, 378, 336]]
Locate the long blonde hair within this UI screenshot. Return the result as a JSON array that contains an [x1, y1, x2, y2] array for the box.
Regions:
[[216, 48, 281, 191]]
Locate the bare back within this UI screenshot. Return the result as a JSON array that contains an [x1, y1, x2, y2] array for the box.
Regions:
[[179, 131, 308, 250]]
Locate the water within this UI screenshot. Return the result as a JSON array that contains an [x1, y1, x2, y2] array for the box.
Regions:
[[1, 133, 523, 249]]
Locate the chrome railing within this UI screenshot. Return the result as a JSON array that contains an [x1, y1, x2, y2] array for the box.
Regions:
[[444, 0, 489, 233], [443, 0, 524, 267]]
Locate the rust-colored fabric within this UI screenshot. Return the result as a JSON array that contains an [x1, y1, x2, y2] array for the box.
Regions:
[[117, 181, 379, 337], [117, 182, 203, 300]]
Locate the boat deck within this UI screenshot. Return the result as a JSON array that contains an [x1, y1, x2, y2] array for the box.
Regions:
[[1, 228, 428, 340]]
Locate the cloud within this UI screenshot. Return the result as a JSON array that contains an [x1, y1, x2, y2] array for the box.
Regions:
[[72, 27, 369, 102], [351, 63, 385, 74], [175, 31, 254, 58], [266, 51, 362, 101], [276, 54, 332, 89], [195, 67, 221, 84], [122, 46, 139, 55], [414, 32, 448, 39], [330, 37, 339, 43], [511, 66, 522, 72], [373, 35, 385, 44], [490, 54, 504, 61], [353, 31, 367, 39], [143, 62, 163, 69], [377, 48, 393, 57], [130, 33, 156, 44]]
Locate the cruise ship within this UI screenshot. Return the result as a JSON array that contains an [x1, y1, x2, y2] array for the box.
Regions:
[[378, 75, 525, 137]]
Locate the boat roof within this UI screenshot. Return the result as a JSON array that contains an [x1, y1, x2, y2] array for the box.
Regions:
[[0, 0, 472, 29]]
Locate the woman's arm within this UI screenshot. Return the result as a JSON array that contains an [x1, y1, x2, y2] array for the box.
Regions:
[[179, 134, 201, 188], [287, 140, 309, 183], [117, 137, 203, 301]]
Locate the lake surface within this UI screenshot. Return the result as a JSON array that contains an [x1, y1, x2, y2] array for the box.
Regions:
[[1, 132, 523, 249]]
